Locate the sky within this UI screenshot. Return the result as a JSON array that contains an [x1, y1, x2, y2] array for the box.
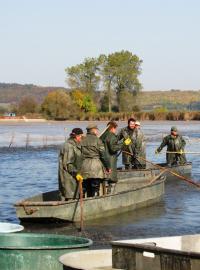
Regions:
[[0, 0, 200, 90]]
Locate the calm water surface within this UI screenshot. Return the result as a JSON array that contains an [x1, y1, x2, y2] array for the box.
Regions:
[[0, 121, 200, 247]]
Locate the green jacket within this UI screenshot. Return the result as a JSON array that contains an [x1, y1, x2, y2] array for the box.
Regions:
[[101, 130, 123, 182], [157, 134, 187, 165], [58, 138, 82, 199], [80, 132, 110, 179], [118, 126, 146, 168]]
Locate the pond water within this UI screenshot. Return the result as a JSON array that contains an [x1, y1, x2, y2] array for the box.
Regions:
[[0, 120, 200, 247]]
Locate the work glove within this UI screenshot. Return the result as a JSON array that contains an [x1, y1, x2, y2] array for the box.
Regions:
[[76, 173, 83, 182], [155, 149, 159, 155], [179, 149, 184, 155], [124, 138, 132, 145]]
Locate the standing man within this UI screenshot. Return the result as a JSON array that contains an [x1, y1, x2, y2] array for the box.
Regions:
[[155, 126, 187, 166], [134, 121, 146, 169], [118, 118, 146, 169], [81, 123, 111, 197], [101, 121, 131, 183], [58, 128, 84, 200]]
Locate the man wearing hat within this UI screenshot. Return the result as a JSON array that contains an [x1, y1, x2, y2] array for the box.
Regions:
[[101, 121, 126, 186], [155, 126, 187, 166], [58, 128, 84, 200], [118, 118, 146, 169], [80, 123, 111, 197]]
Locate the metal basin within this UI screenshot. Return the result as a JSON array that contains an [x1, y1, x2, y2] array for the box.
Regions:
[[0, 233, 92, 270], [59, 249, 112, 270]]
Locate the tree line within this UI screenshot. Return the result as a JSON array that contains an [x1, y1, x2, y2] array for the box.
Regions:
[[2, 50, 142, 119]]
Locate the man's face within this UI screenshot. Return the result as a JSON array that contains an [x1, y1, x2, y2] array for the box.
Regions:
[[128, 121, 135, 129], [171, 131, 177, 136], [92, 128, 99, 136], [75, 134, 83, 143], [110, 127, 117, 134]]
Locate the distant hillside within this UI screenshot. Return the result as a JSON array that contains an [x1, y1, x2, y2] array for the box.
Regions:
[[0, 83, 200, 111], [0, 83, 68, 104], [135, 90, 200, 111]]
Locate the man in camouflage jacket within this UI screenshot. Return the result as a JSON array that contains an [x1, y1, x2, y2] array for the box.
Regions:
[[156, 126, 187, 166], [118, 118, 146, 169]]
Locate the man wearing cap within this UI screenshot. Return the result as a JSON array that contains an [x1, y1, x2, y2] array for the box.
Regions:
[[80, 123, 111, 197], [101, 121, 129, 185], [58, 128, 84, 200], [155, 126, 187, 166], [118, 118, 146, 169]]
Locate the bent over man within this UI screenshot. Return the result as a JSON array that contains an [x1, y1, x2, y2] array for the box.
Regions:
[[155, 126, 187, 166], [81, 123, 111, 197], [58, 128, 83, 200]]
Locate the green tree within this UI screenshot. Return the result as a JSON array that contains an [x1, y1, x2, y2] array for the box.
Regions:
[[66, 57, 100, 94], [99, 50, 142, 110], [118, 90, 135, 112], [41, 90, 72, 119]]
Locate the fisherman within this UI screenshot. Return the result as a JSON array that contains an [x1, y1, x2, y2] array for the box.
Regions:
[[134, 121, 146, 168], [101, 121, 131, 186], [58, 128, 84, 201], [118, 118, 146, 169], [80, 123, 111, 197], [155, 126, 187, 166]]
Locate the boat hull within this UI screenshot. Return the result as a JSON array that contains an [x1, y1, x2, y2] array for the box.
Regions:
[[15, 179, 165, 222]]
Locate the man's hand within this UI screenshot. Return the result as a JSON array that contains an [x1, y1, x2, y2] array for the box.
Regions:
[[155, 149, 159, 155], [124, 138, 132, 145], [76, 173, 83, 182]]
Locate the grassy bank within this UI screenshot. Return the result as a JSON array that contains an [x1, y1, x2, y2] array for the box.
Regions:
[[1, 111, 200, 122], [63, 111, 200, 121]]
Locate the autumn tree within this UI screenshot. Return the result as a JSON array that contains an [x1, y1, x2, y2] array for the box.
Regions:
[[17, 96, 38, 115], [41, 90, 72, 119], [71, 89, 97, 112]]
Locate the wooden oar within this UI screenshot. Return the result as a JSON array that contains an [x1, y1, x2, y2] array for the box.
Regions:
[[79, 181, 84, 231], [122, 150, 200, 189]]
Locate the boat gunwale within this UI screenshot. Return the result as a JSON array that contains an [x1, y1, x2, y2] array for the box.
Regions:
[[14, 178, 165, 207], [117, 162, 192, 173]]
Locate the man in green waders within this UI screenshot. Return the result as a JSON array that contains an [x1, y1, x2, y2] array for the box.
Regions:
[[101, 121, 131, 182], [155, 126, 187, 166], [80, 124, 111, 197], [58, 128, 84, 201], [118, 118, 146, 169]]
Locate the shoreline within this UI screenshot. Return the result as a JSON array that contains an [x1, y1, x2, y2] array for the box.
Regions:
[[0, 119, 200, 124]]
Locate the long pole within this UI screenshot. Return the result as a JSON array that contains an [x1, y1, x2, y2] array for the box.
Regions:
[[122, 150, 200, 189], [99, 124, 110, 139], [166, 151, 200, 155], [79, 181, 84, 231]]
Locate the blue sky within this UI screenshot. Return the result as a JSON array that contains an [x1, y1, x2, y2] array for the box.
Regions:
[[0, 0, 200, 90]]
